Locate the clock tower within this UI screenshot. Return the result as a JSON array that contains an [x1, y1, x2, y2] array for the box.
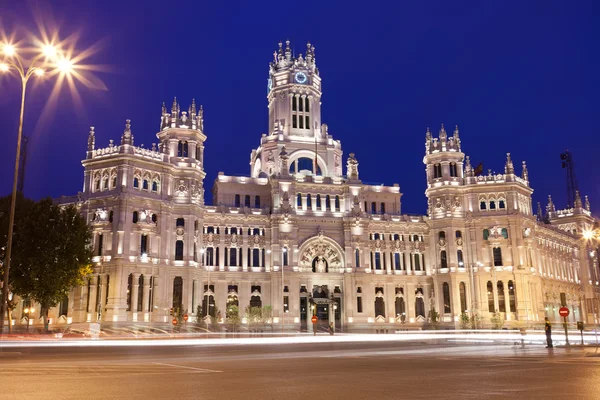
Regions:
[[267, 40, 322, 138], [250, 41, 343, 179]]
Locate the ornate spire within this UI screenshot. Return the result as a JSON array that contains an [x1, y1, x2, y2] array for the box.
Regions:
[[453, 125, 459, 140], [87, 126, 95, 151], [574, 190, 582, 208], [285, 40, 291, 61], [547, 195, 555, 213], [585, 195, 591, 211], [465, 155, 473, 177], [191, 98, 197, 116], [537, 201, 543, 221], [171, 97, 178, 116], [121, 119, 134, 146], [439, 124, 447, 141], [505, 153, 514, 174], [521, 161, 529, 181], [161, 102, 166, 115]]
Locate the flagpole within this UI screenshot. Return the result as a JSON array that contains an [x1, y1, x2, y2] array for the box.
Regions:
[[314, 134, 318, 175]]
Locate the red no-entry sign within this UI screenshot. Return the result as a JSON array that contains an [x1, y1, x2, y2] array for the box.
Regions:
[[559, 307, 569, 317], [311, 315, 318, 324]]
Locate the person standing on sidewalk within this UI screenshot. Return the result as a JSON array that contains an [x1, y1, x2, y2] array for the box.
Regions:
[[545, 317, 553, 348]]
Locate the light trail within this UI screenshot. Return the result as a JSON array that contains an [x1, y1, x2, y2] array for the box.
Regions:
[[0, 330, 598, 349]]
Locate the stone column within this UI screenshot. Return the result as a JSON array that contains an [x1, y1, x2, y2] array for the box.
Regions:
[[142, 275, 151, 313], [131, 273, 140, 314], [88, 275, 98, 321]]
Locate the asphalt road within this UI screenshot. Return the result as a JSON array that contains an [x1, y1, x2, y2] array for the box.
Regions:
[[1, 340, 599, 400]]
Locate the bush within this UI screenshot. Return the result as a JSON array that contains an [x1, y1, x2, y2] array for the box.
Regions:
[[490, 311, 504, 330]]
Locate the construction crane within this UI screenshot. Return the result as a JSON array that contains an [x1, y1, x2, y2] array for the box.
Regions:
[[560, 150, 579, 208]]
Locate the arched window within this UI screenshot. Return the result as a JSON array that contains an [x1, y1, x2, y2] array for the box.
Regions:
[[335, 196, 340, 211], [380, 202, 385, 214], [414, 254, 421, 271], [395, 297, 405, 318], [94, 178, 100, 191], [433, 163, 442, 179], [497, 281, 506, 312], [480, 201, 487, 210], [487, 281, 495, 312], [132, 211, 139, 223], [177, 141, 183, 157], [126, 274, 133, 311], [234, 194, 241, 207], [172, 277, 183, 310], [307, 194, 312, 208], [493, 247, 503, 266], [499, 199, 506, 209], [244, 195, 251, 208], [443, 282, 451, 313], [457, 250, 464, 266], [326, 195, 331, 210], [292, 96, 297, 111], [305, 97, 309, 112], [152, 181, 159, 192], [489, 200, 496, 210], [374, 292, 385, 317], [291, 157, 322, 175], [415, 297, 425, 318], [508, 281, 516, 312], [142, 179, 149, 190], [459, 282, 467, 313], [316, 194, 321, 209], [103, 177, 109, 191], [254, 195, 260, 208], [439, 231, 446, 241], [355, 249, 360, 268], [175, 240, 184, 260], [133, 177, 139, 189], [440, 250, 448, 269], [449, 162, 458, 177], [181, 141, 188, 157], [297, 193, 302, 207], [455, 230, 462, 239], [371, 202, 376, 214], [176, 218, 185, 227]]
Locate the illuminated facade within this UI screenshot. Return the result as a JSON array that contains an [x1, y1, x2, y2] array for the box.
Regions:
[[28, 41, 599, 331]]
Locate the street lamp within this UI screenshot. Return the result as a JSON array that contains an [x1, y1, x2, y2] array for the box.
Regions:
[[0, 39, 76, 333], [23, 306, 34, 333]]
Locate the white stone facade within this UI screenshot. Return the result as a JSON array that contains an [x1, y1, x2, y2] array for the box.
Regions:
[[31, 41, 599, 331]]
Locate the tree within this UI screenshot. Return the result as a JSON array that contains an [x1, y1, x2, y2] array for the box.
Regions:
[[226, 305, 241, 332], [0, 193, 35, 332], [2, 197, 92, 332], [490, 311, 504, 330]]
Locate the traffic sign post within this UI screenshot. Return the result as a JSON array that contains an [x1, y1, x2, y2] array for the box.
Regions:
[[559, 299, 570, 346], [311, 315, 317, 336], [577, 321, 585, 345], [183, 313, 189, 328]]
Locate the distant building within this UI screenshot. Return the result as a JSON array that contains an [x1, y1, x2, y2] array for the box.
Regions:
[[19, 41, 599, 331]]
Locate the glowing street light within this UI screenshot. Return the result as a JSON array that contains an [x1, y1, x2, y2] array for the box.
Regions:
[[0, 38, 77, 334]]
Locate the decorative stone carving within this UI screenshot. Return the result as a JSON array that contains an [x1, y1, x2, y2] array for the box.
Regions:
[[369, 239, 386, 251], [203, 233, 220, 246], [225, 234, 240, 248], [176, 227, 185, 239], [251, 234, 266, 248], [391, 240, 406, 252], [299, 233, 343, 272], [176, 180, 188, 196]]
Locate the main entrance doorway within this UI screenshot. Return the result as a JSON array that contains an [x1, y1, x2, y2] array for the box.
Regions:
[[308, 285, 342, 332]]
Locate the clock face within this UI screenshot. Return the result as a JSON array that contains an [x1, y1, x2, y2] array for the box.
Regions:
[[294, 72, 307, 84]]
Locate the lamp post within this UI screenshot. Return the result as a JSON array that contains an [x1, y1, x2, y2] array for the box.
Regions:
[[0, 40, 75, 334], [23, 306, 33, 333]]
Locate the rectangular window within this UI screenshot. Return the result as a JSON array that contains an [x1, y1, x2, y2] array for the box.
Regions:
[[305, 98, 309, 112], [283, 296, 289, 313], [374, 252, 382, 270], [299, 115, 304, 129], [493, 247, 503, 266], [394, 253, 401, 270], [283, 249, 289, 266], [97, 234, 103, 256], [298, 97, 303, 112], [305, 116, 309, 129], [292, 96, 297, 111], [175, 240, 184, 261], [357, 297, 363, 313], [292, 115, 297, 128], [140, 234, 148, 255]]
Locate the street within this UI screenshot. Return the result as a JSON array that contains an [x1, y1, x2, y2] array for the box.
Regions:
[[1, 338, 600, 399]]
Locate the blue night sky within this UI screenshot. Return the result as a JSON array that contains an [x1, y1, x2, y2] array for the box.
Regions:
[[0, 0, 598, 215]]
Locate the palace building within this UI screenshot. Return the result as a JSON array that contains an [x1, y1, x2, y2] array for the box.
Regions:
[[31, 40, 599, 331]]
